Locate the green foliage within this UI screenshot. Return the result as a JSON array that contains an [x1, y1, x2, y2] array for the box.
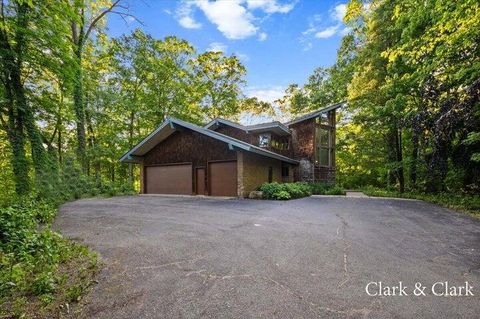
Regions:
[[273, 191, 291, 200], [259, 182, 313, 200], [362, 187, 480, 216], [0, 197, 98, 318], [259, 182, 346, 200], [280, 0, 480, 195], [309, 183, 346, 195]]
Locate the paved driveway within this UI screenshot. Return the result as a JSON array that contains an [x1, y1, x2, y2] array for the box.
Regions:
[[56, 196, 480, 318]]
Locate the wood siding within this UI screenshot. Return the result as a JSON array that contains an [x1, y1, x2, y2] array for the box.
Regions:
[[144, 130, 236, 166], [214, 126, 251, 143], [290, 118, 315, 161], [214, 124, 293, 157]]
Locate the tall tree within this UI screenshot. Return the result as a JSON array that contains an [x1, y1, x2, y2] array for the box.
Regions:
[[0, 0, 73, 194], [69, 0, 132, 170]]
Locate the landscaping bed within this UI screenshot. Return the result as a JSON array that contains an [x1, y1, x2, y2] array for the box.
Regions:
[[258, 182, 345, 200]]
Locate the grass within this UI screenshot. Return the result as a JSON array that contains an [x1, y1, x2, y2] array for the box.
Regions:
[[362, 186, 480, 217]]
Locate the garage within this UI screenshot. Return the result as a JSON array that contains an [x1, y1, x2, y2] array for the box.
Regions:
[[145, 164, 192, 194], [208, 161, 237, 197]]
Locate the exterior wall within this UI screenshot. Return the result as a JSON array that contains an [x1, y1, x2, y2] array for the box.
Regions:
[[213, 124, 293, 158], [289, 115, 336, 183], [139, 164, 145, 194], [144, 130, 236, 166], [143, 130, 237, 195], [237, 151, 283, 197], [290, 118, 315, 161], [214, 125, 251, 143], [290, 119, 316, 182]]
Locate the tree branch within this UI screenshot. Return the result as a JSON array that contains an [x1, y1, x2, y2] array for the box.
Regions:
[[84, 0, 121, 40]]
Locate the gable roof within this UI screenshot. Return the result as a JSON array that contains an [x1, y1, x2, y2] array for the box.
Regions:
[[286, 101, 346, 126], [205, 118, 291, 136], [119, 117, 298, 164]]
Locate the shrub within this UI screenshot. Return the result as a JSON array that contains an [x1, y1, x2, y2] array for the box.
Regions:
[[259, 182, 283, 199], [273, 190, 291, 200], [259, 182, 312, 200], [325, 186, 346, 195], [309, 183, 345, 195]]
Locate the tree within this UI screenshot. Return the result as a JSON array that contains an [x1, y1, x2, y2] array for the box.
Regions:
[[69, 0, 133, 170], [0, 0, 73, 194], [190, 52, 246, 120]]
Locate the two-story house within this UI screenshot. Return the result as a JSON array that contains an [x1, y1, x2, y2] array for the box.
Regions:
[[120, 102, 343, 197]]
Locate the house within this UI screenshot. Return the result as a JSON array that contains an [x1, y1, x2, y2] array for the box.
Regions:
[[120, 102, 343, 197]]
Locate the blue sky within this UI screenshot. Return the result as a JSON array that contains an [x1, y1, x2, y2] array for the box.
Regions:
[[107, 0, 347, 106]]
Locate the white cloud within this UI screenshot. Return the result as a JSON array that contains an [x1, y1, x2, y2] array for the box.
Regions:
[[331, 3, 347, 22], [194, 0, 257, 39], [315, 25, 340, 38], [245, 86, 285, 104], [246, 0, 296, 14], [179, 16, 202, 29], [177, 2, 202, 29], [258, 32, 268, 41], [301, 2, 347, 40], [176, 0, 294, 40], [207, 42, 227, 52]]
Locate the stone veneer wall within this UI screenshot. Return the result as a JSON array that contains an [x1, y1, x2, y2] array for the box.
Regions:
[[237, 151, 283, 197]]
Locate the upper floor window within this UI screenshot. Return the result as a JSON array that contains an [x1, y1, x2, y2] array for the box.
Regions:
[[315, 123, 334, 167], [315, 111, 334, 127], [259, 133, 271, 148]]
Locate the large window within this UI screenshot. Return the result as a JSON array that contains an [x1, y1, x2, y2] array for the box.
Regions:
[[315, 111, 335, 167]]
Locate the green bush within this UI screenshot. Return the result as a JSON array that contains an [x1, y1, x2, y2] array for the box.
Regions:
[[259, 182, 283, 199], [259, 182, 312, 200], [273, 190, 291, 200], [309, 183, 345, 195], [259, 182, 345, 200], [362, 186, 480, 215], [325, 186, 346, 195]]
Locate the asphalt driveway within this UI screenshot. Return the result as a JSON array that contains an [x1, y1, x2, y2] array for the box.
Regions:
[[56, 196, 480, 318]]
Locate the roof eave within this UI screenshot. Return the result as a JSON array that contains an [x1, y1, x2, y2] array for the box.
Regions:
[[286, 101, 346, 126]]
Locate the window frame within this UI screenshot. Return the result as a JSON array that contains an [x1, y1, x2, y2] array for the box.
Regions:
[[314, 110, 335, 168]]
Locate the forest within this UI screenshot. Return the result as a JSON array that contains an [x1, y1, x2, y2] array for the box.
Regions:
[[0, 0, 479, 317]]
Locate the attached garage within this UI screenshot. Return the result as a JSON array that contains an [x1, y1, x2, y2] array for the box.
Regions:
[[120, 117, 299, 197], [145, 164, 192, 194], [208, 161, 237, 197]]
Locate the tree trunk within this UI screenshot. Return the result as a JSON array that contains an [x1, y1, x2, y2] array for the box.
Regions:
[[128, 110, 135, 184], [395, 127, 405, 193], [410, 123, 419, 188], [73, 46, 87, 170]]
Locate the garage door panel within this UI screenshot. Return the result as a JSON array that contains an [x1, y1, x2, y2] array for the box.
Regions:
[[209, 161, 237, 197], [145, 164, 192, 194]]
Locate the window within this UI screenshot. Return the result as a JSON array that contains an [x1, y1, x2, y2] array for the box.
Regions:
[[268, 167, 273, 183], [259, 133, 271, 148], [315, 125, 334, 167], [316, 113, 329, 125]]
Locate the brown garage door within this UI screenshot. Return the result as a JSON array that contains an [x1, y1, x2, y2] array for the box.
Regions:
[[209, 161, 237, 196], [145, 164, 192, 194]]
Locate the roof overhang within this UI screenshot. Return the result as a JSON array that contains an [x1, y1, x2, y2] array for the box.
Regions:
[[205, 118, 290, 136], [120, 117, 299, 165], [286, 101, 346, 126]]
